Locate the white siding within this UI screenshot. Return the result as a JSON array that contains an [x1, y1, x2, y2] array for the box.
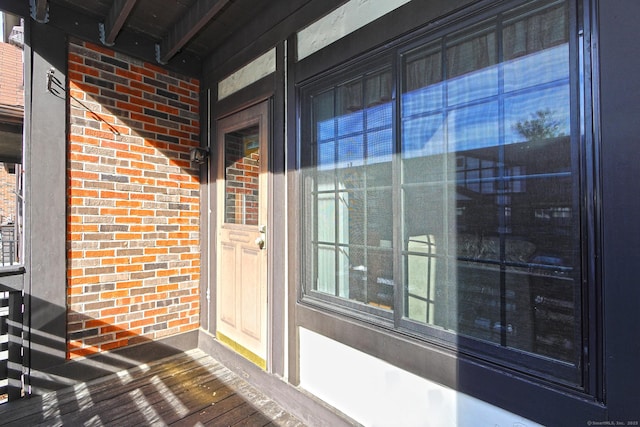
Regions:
[[299, 328, 541, 427]]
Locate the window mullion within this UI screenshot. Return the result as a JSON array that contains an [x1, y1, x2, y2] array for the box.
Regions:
[[497, 16, 508, 348], [392, 50, 402, 328], [333, 88, 341, 297]]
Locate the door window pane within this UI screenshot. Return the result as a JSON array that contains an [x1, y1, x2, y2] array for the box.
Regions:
[[224, 125, 260, 225]]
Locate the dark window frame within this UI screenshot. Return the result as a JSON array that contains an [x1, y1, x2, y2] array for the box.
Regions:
[[300, 53, 397, 323], [293, 0, 606, 423], [396, 0, 585, 387]]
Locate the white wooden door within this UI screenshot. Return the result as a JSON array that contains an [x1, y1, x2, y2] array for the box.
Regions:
[[216, 101, 268, 368]]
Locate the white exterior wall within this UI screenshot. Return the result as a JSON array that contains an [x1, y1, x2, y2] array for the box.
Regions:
[[299, 328, 540, 427]]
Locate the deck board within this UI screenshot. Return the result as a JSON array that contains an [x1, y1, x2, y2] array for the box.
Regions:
[[0, 349, 306, 426], [0, 350, 211, 424]]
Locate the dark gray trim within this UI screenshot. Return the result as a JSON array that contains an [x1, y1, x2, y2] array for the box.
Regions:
[[214, 74, 276, 120], [34, 330, 198, 393], [202, 0, 346, 84], [269, 42, 286, 377], [25, 20, 68, 379], [580, 0, 604, 401], [598, 0, 640, 419], [285, 33, 300, 386], [1, 0, 29, 16], [99, 0, 137, 46], [199, 88, 210, 333], [293, 0, 476, 83], [157, 0, 230, 64], [207, 84, 218, 335], [197, 330, 359, 427]]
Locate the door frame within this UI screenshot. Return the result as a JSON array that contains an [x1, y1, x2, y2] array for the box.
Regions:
[[212, 99, 273, 371], [204, 46, 287, 378]]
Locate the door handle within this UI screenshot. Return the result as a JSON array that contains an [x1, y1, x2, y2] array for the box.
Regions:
[[256, 224, 266, 249]]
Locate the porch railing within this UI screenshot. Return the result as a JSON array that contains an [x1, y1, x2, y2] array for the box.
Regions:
[[0, 290, 23, 403], [0, 226, 18, 266]]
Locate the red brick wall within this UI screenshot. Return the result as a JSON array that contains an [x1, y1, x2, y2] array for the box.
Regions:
[[224, 133, 260, 225], [0, 42, 23, 108], [0, 163, 16, 225], [67, 40, 200, 359]]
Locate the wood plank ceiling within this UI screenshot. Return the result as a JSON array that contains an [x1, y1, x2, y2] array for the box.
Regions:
[[32, 0, 276, 76]]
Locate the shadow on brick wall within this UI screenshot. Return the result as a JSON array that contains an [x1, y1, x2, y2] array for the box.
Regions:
[[64, 39, 202, 361]]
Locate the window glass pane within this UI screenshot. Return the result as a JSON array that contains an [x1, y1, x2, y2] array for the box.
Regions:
[[446, 26, 498, 106], [317, 190, 335, 243], [399, 0, 579, 366], [224, 125, 259, 225], [406, 234, 439, 325], [447, 101, 499, 152], [503, 1, 569, 92], [505, 85, 570, 145], [304, 65, 394, 311], [402, 113, 445, 162], [317, 244, 337, 294], [366, 127, 393, 187], [337, 79, 363, 136], [504, 44, 569, 93], [337, 135, 364, 168], [315, 90, 335, 143], [367, 248, 394, 309], [318, 141, 336, 171], [301, 0, 581, 380]]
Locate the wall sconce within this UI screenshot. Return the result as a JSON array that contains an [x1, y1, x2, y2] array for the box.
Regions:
[[190, 147, 210, 165]]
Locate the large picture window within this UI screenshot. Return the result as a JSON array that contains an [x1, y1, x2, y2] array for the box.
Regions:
[[301, 0, 586, 386]]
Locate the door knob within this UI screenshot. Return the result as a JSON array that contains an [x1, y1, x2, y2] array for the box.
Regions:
[[256, 224, 266, 249]]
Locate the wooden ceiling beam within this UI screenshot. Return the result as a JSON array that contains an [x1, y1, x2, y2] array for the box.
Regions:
[[156, 0, 230, 64], [45, 3, 202, 77], [99, 0, 138, 46]]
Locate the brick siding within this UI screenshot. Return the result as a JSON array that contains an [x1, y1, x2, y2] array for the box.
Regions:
[[0, 42, 23, 108], [0, 164, 16, 225], [67, 40, 200, 359], [224, 132, 260, 225]]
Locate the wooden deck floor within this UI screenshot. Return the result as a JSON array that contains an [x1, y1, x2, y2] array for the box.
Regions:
[[0, 349, 306, 426]]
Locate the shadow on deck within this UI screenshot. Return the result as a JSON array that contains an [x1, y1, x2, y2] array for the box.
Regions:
[[0, 349, 305, 426]]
